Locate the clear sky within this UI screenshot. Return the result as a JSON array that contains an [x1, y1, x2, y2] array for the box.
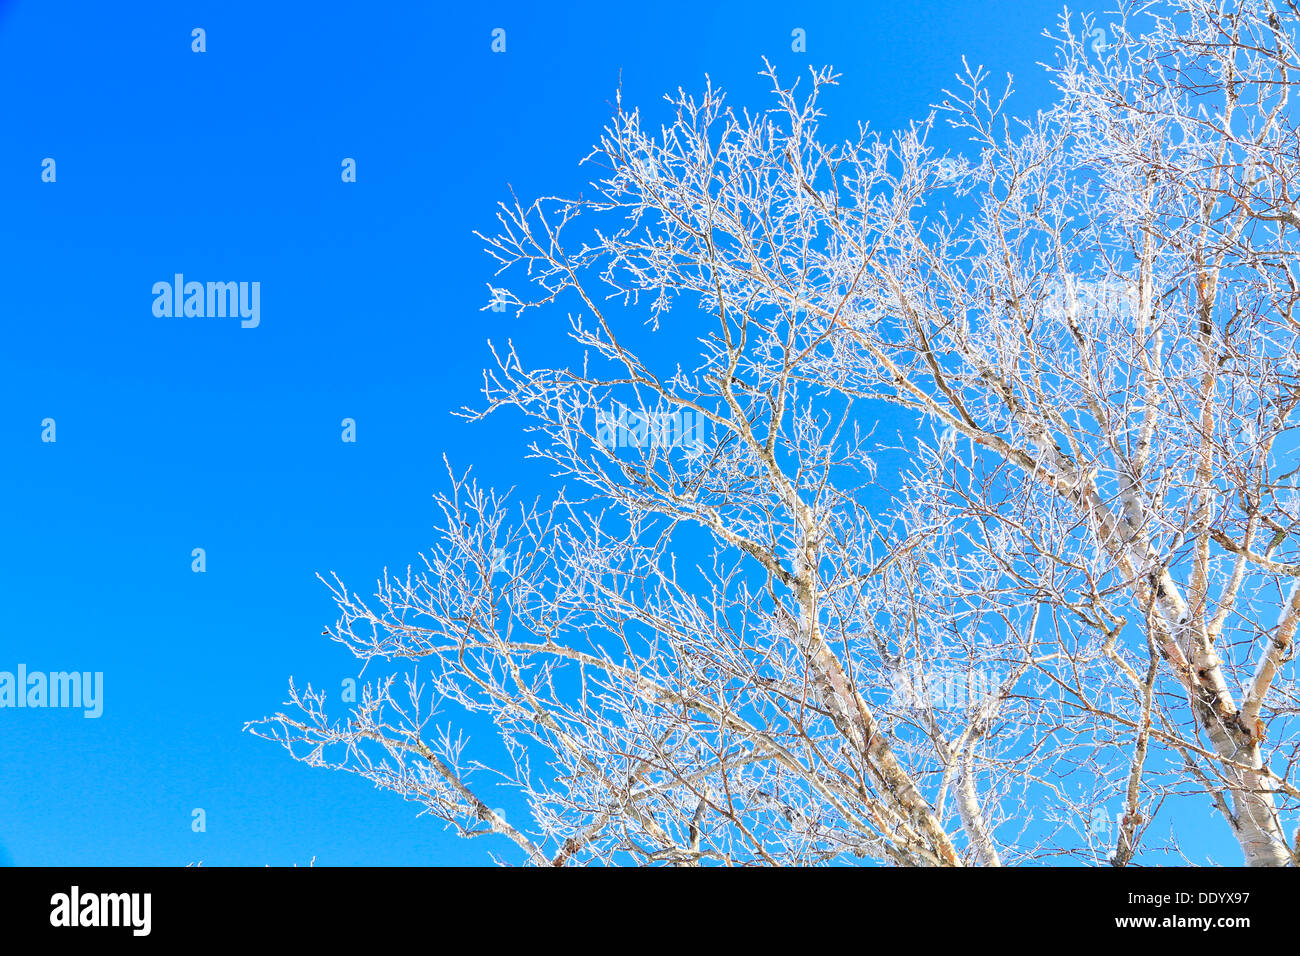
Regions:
[[1, 0, 1226, 866]]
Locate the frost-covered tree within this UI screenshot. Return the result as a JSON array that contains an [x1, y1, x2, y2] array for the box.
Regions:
[[250, 0, 1300, 865]]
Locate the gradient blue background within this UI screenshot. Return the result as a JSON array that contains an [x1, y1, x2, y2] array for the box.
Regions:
[[0, 0, 1215, 866]]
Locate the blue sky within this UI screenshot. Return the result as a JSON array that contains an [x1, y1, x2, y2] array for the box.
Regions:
[[0, 0, 1210, 866]]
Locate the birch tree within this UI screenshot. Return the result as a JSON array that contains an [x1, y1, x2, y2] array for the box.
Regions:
[[250, 0, 1300, 866]]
